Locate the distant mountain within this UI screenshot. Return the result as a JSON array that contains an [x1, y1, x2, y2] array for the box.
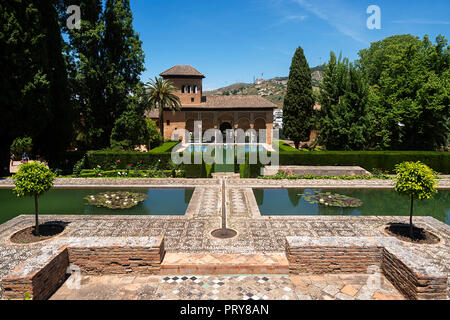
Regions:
[[204, 66, 324, 107]]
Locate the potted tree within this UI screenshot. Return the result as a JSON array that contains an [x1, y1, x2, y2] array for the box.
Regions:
[[393, 161, 438, 240], [13, 161, 55, 236]]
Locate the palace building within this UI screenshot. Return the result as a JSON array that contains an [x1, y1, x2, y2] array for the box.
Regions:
[[152, 65, 277, 144]]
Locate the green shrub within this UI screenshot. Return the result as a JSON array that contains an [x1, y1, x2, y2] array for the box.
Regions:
[[394, 161, 438, 238], [73, 157, 86, 177], [86, 151, 173, 171], [146, 119, 163, 150], [13, 162, 55, 235], [276, 151, 449, 173], [10, 137, 33, 159], [110, 110, 152, 151]]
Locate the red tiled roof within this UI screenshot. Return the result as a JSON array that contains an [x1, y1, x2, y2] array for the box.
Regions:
[[160, 65, 205, 78], [181, 95, 277, 110]]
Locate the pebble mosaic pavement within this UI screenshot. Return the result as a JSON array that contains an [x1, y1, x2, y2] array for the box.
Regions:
[[0, 178, 449, 300]]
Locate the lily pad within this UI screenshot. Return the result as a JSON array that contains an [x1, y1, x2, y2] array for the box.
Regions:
[[299, 192, 363, 208], [84, 191, 148, 210]]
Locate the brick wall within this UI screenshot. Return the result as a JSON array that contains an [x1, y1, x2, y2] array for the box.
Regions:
[[2, 237, 165, 300], [286, 245, 382, 274], [382, 248, 448, 300], [68, 241, 165, 275], [3, 247, 69, 300], [286, 236, 448, 300]]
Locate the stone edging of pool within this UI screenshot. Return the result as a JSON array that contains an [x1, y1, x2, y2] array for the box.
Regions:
[[0, 177, 450, 189]]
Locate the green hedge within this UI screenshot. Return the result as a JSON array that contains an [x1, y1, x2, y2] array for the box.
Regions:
[[79, 169, 174, 178], [182, 153, 209, 178], [278, 142, 301, 153], [276, 151, 450, 173], [85, 151, 172, 170], [240, 152, 264, 178], [149, 141, 180, 153]]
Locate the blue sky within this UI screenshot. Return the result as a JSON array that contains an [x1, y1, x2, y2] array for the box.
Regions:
[[130, 0, 450, 90]]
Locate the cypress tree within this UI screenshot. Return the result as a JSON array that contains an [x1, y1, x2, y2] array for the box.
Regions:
[[34, 0, 73, 164], [101, 0, 145, 148], [0, 0, 71, 175], [58, 0, 105, 150], [283, 46, 314, 149]]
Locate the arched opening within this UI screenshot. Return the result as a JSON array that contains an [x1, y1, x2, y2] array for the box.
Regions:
[[254, 118, 267, 143], [238, 118, 251, 131], [188, 86, 192, 94], [254, 118, 266, 131], [220, 122, 232, 133], [181, 85, 186, 94], [194, 86, 198, 94], [186, 119, 195, 133], [202, 119, 214, 132]]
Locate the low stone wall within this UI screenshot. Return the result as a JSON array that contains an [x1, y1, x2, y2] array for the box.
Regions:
[[2, 247, 69, 300], [68, 237, 165, 275], [286, 237, 448, 300], [2, 237, 164, 300], [382, 248, 447, 300]]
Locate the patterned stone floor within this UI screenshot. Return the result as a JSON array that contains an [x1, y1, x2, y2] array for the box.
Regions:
[[0, 178, 449, 300], [50, 273, 403, 300]]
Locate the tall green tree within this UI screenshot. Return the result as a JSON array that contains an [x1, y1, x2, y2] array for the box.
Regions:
[[359, 35, 450, 150], [101, 0, 145, 148], [34, 0, 73, 164], [283, 46, 314, 149], [317, 52, 372, 150], [58, 0, 105, 151], [0, 0, 72, 176], [144, 78, 182, 140], [58, 0, 145, 150]]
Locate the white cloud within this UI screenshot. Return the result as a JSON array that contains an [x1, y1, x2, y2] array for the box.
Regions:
[[293, 0, 369, 44]]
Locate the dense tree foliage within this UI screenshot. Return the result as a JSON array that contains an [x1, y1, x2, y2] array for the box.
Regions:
[[0, 0, 72, 176], [283, 46, 315, 149], [316, 35, 449, 151], [58, 0, 145, 150], [110, 110, 160, 151], [317, 52, 372, 150], [359, 35, 449, 150]]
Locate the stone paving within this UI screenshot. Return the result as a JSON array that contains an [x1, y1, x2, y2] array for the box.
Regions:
[[0, 178, 449, 300], [50, 273, 403, 300]]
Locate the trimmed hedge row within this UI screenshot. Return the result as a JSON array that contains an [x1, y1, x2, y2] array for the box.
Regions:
[[276, 151, 450, 173], [278, 142, 301, 153], [149, 141, 180, 153], [86, 151, 173, 170]]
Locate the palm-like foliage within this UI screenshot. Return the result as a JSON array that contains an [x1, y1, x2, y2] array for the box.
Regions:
[[144, 77, 182, 139]]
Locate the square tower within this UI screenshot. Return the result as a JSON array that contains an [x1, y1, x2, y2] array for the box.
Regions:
[[160, 65, 205, 104]]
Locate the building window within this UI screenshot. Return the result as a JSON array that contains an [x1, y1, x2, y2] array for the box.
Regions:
[[194, 86, 198, 94], [188, 86, 192, 94], [166, 120, 170, 126], [191, 98, 195, 103], [181, 85, 186, 93]]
